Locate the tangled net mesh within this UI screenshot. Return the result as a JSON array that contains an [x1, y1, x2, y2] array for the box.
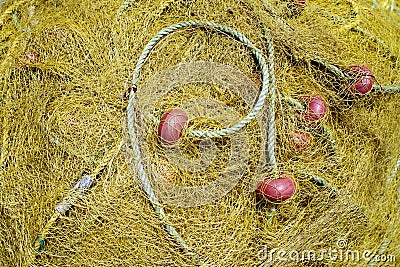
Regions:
[[1, 0, 399, 266]]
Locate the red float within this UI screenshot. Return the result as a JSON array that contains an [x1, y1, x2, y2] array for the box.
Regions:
[[158, 109, 189, 145], [256, 174, 296, 203], [346, 65, 375, 95], [307, 95, 327, 121], [292, 130, 312, 150], [297, 95, 327, 126]]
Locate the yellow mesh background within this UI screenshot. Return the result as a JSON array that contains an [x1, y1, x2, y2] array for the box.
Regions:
[[0, 0, 399, 266]]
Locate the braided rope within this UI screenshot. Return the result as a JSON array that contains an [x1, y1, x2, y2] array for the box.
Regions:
[[131, 21, 272, 139], [264, 28, 277, 167], [284, 96, 306, 110], [262, 2, 293, 32], [294, 98, 398, 267], [389, 0, 396, 12], [375, 85, 400, 93], [368, 239, 391, 267], [371, 0, 398, 11], [298, 168, 338, 192], [126, 96, 197, 259], [311, 58, 348, 79]]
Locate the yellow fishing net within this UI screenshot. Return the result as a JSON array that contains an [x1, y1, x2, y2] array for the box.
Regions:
[[0, 0, 399, 266]]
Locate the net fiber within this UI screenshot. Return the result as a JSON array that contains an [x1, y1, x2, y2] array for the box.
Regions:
[[0, 0, 399, 266]]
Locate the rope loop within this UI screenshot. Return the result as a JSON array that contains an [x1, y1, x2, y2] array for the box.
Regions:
[[130, 21, 275, 139]]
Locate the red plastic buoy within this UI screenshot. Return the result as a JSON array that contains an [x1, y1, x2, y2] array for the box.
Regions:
[[298, 95, 327, 125], [346, 65, 374, 95], [292, 130, 312, 150], [256, 174, 296, 203], [307, 95, 327, 121], [158, 109, 189, 145]]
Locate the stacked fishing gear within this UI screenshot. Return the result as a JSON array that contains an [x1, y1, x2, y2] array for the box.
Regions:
[[0, 0, 399, 266]]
